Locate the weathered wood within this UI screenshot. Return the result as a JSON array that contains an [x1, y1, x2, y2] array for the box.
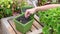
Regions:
[[0, 19, 2, 34], [34, 15, 44, 27], [1, 16, 16, 34], [1, 16, 42, 34]]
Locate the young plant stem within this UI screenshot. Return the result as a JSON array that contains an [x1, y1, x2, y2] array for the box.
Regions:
[[50, 27, 54, 34]]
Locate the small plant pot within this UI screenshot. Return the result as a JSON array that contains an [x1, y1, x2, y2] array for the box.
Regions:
[[13, 13, 34, 34], [21, 5, 33, 12]]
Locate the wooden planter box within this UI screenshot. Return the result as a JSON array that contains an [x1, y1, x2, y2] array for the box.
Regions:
[[1, 16, 42, 34]]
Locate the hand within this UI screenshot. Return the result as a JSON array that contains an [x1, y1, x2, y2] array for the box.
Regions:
[[25, 8, 36, 18]]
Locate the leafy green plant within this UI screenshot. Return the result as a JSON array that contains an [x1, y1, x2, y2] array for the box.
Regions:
[[0, 14, 3, 19], [0, 0, 13, 8], [19, 0, 33, 13], [12, 0, 21, 13], [3, 8, 12, 17], [38, 0, 48, 6], [0, 0, 13, 19], [51, 0, 58, 4], [41, 0, 47, 5], [20, 0, 28, 7], [38, 7, 60, 34]]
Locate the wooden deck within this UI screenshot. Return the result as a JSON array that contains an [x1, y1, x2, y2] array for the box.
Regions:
[[1, 15, 43, 34]]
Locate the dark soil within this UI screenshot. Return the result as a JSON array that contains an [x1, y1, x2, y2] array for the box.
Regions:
[[16, 15, 32, 24]]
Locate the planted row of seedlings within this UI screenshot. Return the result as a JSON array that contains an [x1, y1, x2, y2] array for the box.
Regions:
[[36, 7, 60, 34]]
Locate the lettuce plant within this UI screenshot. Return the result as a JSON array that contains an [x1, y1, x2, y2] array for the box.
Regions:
[[38, 7, 60, 34]]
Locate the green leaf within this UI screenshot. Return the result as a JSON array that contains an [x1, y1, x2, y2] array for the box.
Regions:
[[57, 24, 60, 34], [38, 7, 60, 34], [3, 8, 12, 17], [0, 14, 3, 19], [43, 25, 50, 34]]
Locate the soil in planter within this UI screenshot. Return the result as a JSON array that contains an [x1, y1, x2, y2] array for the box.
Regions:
[[16, 15, 32, 24]]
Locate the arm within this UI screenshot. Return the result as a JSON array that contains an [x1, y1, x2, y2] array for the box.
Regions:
[[35, 4, 60, 11], [25, 4, 60, 18]]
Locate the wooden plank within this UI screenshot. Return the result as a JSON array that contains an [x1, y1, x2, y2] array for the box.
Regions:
[[30, 25, 37, 31], [0, 20, 2, 34], [34, 14, 44, 27], [33, 21, 42, 29], [1, 16, 16, 34], [8, 18, 22, 34], [34, 15, 39, 21]]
